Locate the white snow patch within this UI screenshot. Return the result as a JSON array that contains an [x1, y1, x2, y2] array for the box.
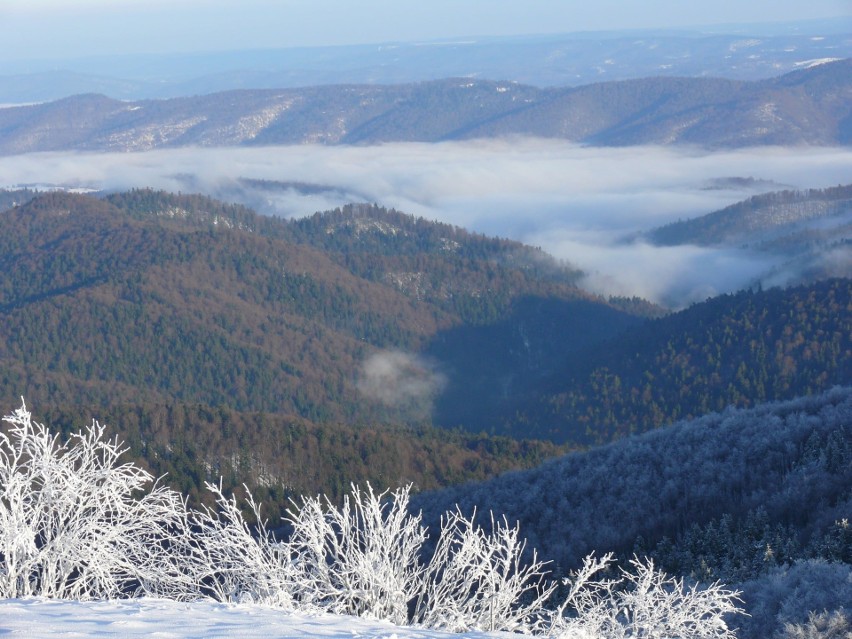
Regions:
[[0, 598, 516, 639], [0, 101, 44, 109], [793, 57, 843, 68]]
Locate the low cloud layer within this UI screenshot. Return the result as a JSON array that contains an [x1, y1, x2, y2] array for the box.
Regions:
[[2, 140, 850, 306]]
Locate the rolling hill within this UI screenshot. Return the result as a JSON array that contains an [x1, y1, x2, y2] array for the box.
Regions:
[[2, 188, 848, 449], [0, 59, 849, 153], [647, 184, 852, 248], [501, 278, 851, 443], [0, 190, 617, 422]]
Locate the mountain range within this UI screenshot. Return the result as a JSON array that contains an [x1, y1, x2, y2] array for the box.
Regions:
[[643, 183, 852, 291], [2, 23, 850, 634], [0, 59, 849, 153]]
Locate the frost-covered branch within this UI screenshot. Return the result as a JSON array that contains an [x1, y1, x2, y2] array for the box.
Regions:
[[189, 481, 294, 608], [0, 399, 747, 639]]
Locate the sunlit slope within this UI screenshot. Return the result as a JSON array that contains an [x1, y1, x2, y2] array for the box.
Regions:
[[0, 59, 848, 152], [0, 190, 623, 427]]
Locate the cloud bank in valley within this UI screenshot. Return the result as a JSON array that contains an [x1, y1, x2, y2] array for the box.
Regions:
[[2, 140, 851, 306]]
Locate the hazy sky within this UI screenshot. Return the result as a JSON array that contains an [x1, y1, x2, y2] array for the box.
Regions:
[[0, 0, 848, 60]]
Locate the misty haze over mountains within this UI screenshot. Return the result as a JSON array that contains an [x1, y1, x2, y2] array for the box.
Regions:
[[0, 26, 849, 308], [1, 20, 850, 103], [2, 142, 850, 307]]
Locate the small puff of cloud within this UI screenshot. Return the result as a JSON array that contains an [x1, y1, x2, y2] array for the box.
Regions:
[[357, 349, 447, 419]]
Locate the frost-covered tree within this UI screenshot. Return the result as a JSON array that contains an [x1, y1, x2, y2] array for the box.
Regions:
[[739, 560, 852, 639], [0, 399, 195, 600], [779, 609, 851, 639], [1, 399, 747, 639]]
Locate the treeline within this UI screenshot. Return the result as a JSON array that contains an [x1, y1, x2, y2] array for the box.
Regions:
[[412, 386, 852, 638], [33, 402, 564, 521], [255, 201, 588, 326]]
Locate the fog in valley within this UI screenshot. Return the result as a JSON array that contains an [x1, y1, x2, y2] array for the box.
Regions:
[[3, 140, 850, 307]]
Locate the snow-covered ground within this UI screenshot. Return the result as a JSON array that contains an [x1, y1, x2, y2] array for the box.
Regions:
[[0, 598, 514, 639]]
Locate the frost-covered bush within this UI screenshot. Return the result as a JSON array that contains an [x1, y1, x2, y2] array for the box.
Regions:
[[285, 484, 552, 632], [412, 508, 553, 632], [0, 400, 195, 600], [286, 483, 427, 623], [189, 481, 295, 608], [0, 399, 746, 639], [548, 553, 744, 639]]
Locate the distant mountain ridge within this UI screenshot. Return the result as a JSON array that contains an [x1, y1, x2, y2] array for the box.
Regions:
[[2, 23, 849, 102], [0, 59, 849, 152], [648, 184, 852, 247]]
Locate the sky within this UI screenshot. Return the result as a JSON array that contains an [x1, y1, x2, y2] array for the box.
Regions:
[[0, 0, 848, 60]]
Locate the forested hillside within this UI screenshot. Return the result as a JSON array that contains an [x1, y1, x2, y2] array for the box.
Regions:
[[1, 189, 847, 451], [648, 184, 852, 247], [413, 386, 852, 638], [509, 278, 851, 443], [0, 190, 609, 419], [0, 188, 849, 635], [0, 188, 602, 500], [35, 402, 562, 519]]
